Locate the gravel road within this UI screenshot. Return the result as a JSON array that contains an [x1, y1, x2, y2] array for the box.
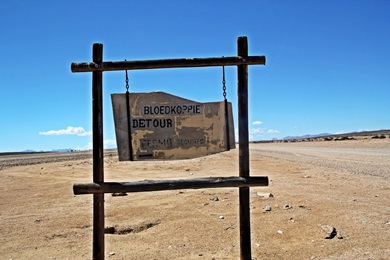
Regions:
[[0, 151, 93, 171], [250, 142, 390, 178], [2, 142, 389, 178]]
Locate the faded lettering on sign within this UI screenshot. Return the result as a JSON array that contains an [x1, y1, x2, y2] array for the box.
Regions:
[[111, 92, 235, 160]]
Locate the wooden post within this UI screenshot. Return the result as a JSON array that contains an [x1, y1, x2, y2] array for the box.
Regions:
[[92, 43, 105, 260], [237, 36, 251, 259]]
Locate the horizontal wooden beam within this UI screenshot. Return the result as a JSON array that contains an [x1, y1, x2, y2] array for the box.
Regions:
[[73, 176, 268, 195], [71, 56, 266, 73]]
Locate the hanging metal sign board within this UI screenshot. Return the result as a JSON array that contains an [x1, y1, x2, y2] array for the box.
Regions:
[[112, 91, 235, 160]]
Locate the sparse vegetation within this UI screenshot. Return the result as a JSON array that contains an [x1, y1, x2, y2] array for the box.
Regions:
[[372, 134, 386, 139], [251, 129, 390, 144]]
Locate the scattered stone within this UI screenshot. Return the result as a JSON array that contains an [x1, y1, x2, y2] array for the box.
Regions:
[[265, 206, 272, 211], [290, 217, 295, 222], [210, 197, 219, 201], [225, 224, 234, 230], [336, 230, 344, 239], [219, 215, 225, 219], [198, 253, 203, 256], [277, 230, 283, 234], [255, 243, 260, 247], [257, 192, 274, 198], [283, 204, 292, 210], [304, 175, 311, 178], [320, 225, 337, 239], [109, 252, 115, 256], [112, 192, 127, 197], [105, 226, 116, 234], [386, 221, 390, 225]]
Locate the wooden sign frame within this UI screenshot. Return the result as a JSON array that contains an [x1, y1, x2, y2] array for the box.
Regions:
[[71, 36, 267, 260]]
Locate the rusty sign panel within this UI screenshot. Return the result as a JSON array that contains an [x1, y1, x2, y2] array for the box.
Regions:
[[112, 92, 235, 160]]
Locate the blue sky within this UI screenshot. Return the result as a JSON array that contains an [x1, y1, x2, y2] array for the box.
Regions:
[[0, 0, 389, 152]]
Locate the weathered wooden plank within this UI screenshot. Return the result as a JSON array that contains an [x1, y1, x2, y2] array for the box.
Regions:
[[71, 56, 266, 72], [112, 92, 235, 161], [73, 176, 269, 195]]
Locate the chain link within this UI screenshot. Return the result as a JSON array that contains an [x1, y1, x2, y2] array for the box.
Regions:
[[125, 70, 129, 93], [222, 65, 227, 100]]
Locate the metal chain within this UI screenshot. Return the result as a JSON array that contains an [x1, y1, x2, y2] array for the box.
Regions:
[[222, 65, 227, 100], [125, 70, 129, 93]]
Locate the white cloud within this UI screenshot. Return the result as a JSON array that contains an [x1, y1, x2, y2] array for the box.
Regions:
[[39, 126, 92, 136], [252, 121, 263, 125], [267, 129, 279, 134], [250, 128, 265, 134], [234, 127, 280, 142]]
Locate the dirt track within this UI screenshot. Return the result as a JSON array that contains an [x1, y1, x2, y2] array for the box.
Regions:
[[0, 139, 389, 259], [251, 140, 390, 177]]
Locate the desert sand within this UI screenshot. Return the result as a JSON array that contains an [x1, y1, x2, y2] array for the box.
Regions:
[[0, 138, 389, 259]]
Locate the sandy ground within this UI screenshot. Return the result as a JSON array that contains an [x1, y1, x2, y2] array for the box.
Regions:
[[0, 139, 389, 259]]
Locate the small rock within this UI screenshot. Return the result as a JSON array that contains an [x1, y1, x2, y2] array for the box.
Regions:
[[105, 226, 116, 234], [336, 230, 344, 239], [257, 192, 274, 198], [277, 230, 283, 234], [210, 197, 219, 201], [109, 252, 115, 256], [320, 225, 337, 239], [112, 192, 127, 197], [219, 215, 225, 219], [225, 225, 234, 230], [304, 175, 311, 178], [265, 206, 272, 211], [255, 243, 260, 247], [283, 204, 292, 210]]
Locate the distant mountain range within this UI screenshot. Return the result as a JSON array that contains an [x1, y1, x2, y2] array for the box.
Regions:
[[10, 129, 390, 153], [281, 129, 390, 141], [21, 148, 75, 153], [283, 133, 332, 140]]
